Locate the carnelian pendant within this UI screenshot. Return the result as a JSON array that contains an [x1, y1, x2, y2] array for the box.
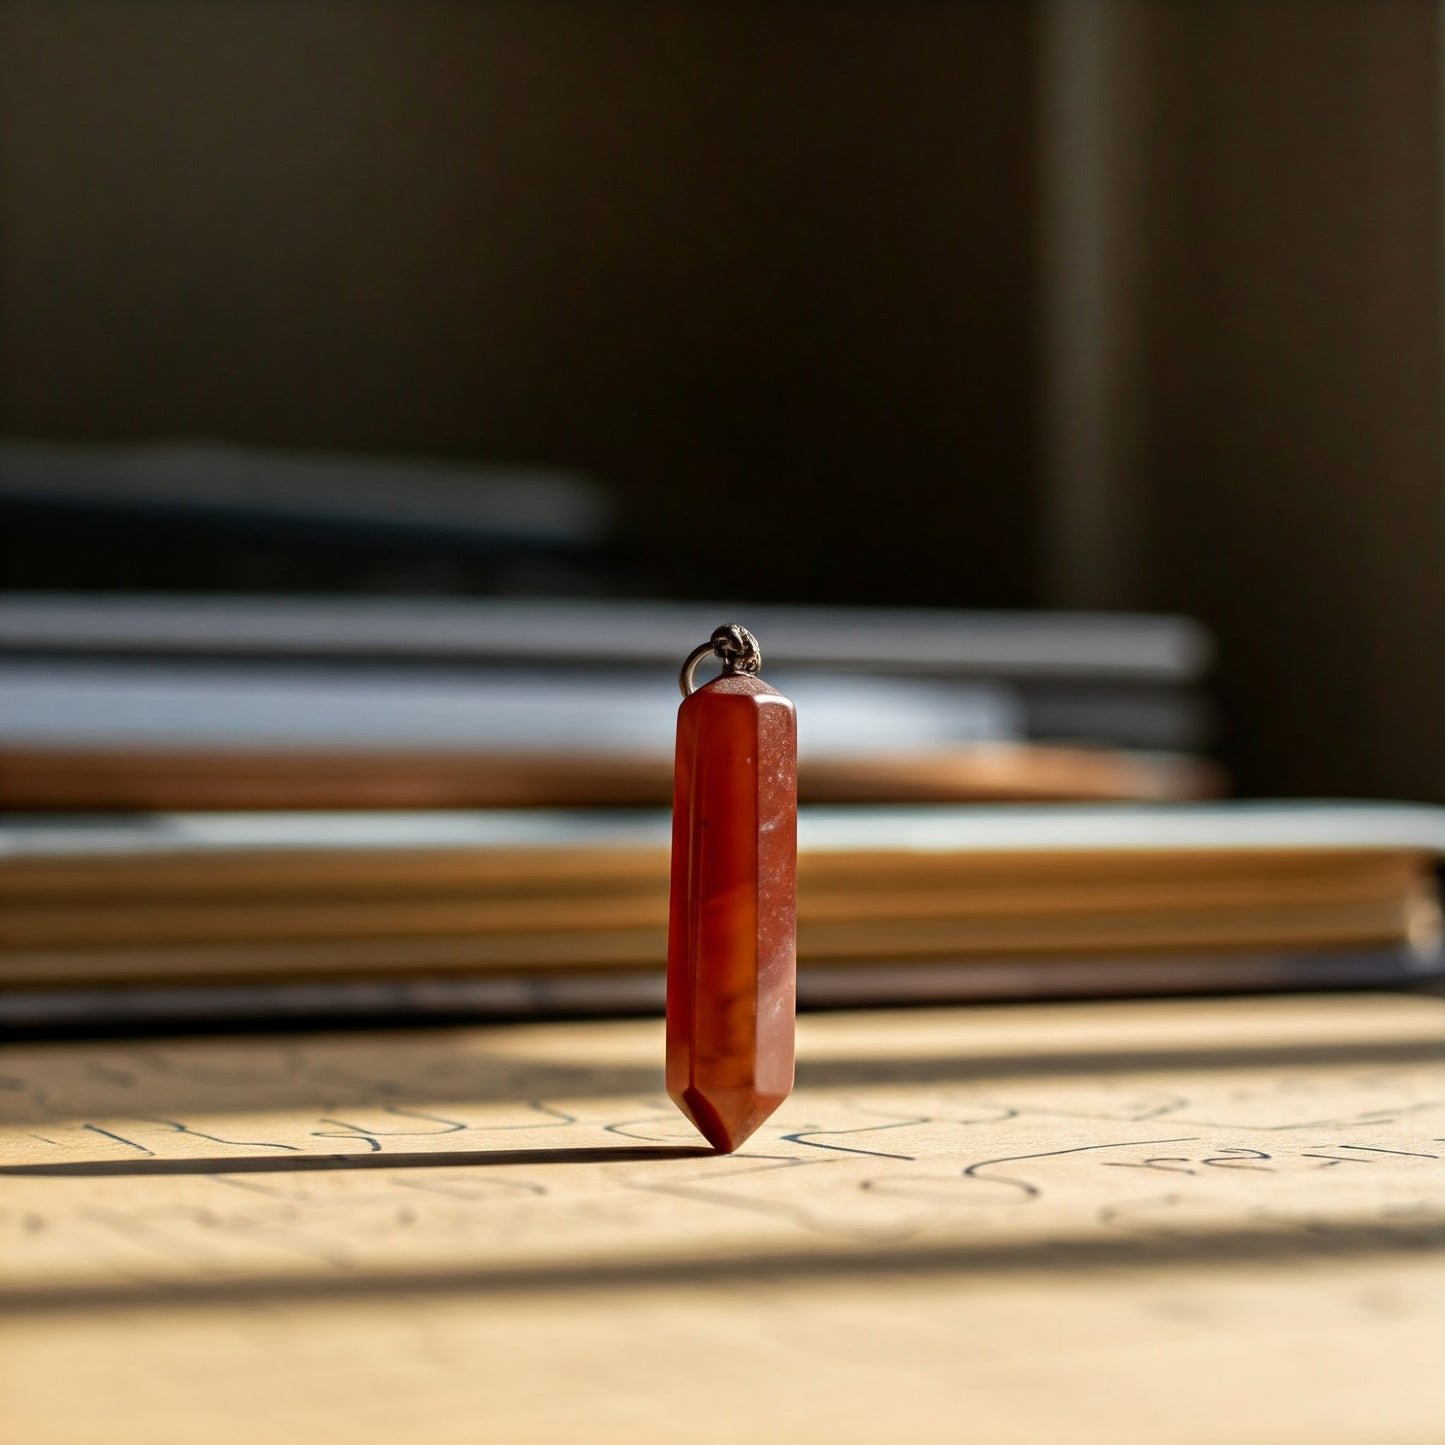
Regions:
[[667, 626, 797, 1152]]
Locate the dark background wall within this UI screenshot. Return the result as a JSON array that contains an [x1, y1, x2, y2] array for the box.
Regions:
[[1133, 3, 1443, 803], [0, 0, 1038, 607], [0, 0, 1440, 801]]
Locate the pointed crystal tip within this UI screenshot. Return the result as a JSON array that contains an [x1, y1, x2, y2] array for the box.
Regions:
[[675, 1085, 788, 1153]]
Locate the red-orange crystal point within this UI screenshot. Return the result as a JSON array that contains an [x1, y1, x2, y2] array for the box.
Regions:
[[667, 672, 797, 1152]]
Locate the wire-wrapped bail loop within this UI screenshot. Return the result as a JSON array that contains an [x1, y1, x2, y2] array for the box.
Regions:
[[679, 624, 763, 696]]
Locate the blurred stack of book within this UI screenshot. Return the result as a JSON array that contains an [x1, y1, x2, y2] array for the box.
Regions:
[[3, 805, 1441, 1029], [0, 594, 1217, 809], [6, 591, 1438, 1032]]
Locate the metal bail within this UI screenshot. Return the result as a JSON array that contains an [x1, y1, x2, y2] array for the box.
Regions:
[[679, 624, 763, 697]]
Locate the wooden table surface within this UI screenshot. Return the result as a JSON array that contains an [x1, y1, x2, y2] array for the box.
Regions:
[[2, 992, 1442, 1444]]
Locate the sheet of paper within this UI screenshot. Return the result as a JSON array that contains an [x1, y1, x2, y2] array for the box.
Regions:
[[3, 994, 1443, 1444]]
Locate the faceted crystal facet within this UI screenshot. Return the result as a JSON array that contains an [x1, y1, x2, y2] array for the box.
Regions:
[[667, 673, 797, 1152]]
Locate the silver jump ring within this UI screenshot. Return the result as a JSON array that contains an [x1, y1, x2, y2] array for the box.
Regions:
[[679, 624, 763, 697]]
